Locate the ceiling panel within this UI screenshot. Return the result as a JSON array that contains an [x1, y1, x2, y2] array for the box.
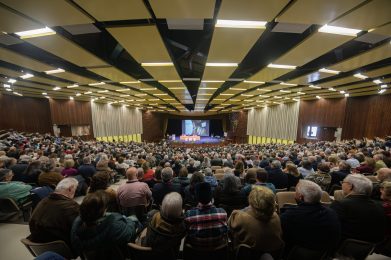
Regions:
[[207, 27, 264, 63], [30, 76, 68, 87], [107, 26, 171, 63], [88, 67, 136, 82], [274, 33, 352, 66], [53, 72, 94, 85], [278, 0, 364, 25], [0, 47, 54, 72], [318, 76, 359, 88], [202, 67, 236, 80], [143, 66, 181, 80], [149, 0, 215, 19], [0, 67, 23, 78], [372, 23, 391, 36], [25, 34, 107, 68], [1, 0, 93, 26], [330, 0, 391, 30], [74, 0, 150, 21], [0, 6, 41, 33], [218, 0, 289, 21], [329, 43, 391, 72], [248, 67, 292, 82], [364, 66, 391, 78]]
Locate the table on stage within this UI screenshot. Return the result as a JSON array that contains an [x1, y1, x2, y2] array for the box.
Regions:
[[180, 135, 201, 142]]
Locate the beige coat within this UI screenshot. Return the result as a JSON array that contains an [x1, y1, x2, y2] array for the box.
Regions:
[[228, 207, 284, 253]]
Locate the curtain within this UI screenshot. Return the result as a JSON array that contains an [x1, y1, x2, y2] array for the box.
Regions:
[[247, 101, 299, 140], [91, 103, 143, 137]]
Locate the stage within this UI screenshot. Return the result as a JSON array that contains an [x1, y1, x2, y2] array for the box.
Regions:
[[171, 136, 224, 144]]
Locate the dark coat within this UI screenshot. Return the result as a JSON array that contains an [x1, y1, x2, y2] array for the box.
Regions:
[[330, 194, 385, 243], [77, 164, 96, 181], [152, 182, 182, 205], [330, 169, 350, 187], [280, 202, 341, 252], [267, 168, 288, 189], [29, 193, 79, 248]]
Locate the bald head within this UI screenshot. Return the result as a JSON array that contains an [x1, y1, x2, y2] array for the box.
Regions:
[[126, 167, 138, 180], [377, 168, 391, 182]]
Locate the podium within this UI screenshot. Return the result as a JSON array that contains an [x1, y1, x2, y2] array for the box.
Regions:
[[180, 135, 201, 142]]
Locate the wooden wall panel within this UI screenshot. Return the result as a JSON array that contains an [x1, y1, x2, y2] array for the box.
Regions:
[[0, 93, 52, 134], [227, 111, 248, 143], [297, 98, 347, 143], [342, 94, 391, 139], [142, 111, 165, 142], [49, 99, 92, 125]]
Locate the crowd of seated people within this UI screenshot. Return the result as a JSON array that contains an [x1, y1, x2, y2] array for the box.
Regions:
[[0, 130, 391, 259]]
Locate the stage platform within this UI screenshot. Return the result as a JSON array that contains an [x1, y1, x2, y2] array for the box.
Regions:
[[171, 136, 224, 144]]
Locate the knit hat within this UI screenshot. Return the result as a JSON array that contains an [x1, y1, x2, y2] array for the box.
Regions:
[[195, 182, 212, 204]]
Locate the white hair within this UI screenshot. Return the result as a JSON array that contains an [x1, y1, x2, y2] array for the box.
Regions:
[[161, 192, 183, 219], [344, 174, 373, 196], [271, 160, 281, 168], [55, 177, 78, 192], [296, 180, 322, 203]]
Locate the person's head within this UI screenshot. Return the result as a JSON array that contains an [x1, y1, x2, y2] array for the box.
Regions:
[[285, 163, 299, 176], [118, 157, 124, 164], [179, 167, 188, 178], [223, 174, 239, 193], [338, 161, 351, 171], [249, 186, 276, 222], [295, 180, 322, 204], [204, 168, 213, 176], [380, 181, 391, 201], [377, 168, 391, 182], [0, 169, 13, 182], [363, 157, 376, 168], [256, 168, 268, 183], [190, 172, 204, 186], [328, 155, 339, 166], [317, 162, 330, 174], [89, 172, 110, 192], [40, 158, 56, 173], [19, 155, 31, 164], [126, 167, 138, 181], [271, 160, 281, 169], [245, 168, 257, 184], [137, 167, 144, 180], [161, 192, 183, 220], [54, 177, 78, 199], [142, 162, 150, 173], [342, 174, 372, 196], [162, 167, 173, 182], [80, 191, 108, 225], [195, 182, 212, 204], [64, 159, 75, 169], [301, 160, 312, 170], [83, 156, 91, 165]]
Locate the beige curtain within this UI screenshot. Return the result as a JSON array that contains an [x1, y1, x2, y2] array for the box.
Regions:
[[91, 102, 143, 137], [247, 101, 299, 140]]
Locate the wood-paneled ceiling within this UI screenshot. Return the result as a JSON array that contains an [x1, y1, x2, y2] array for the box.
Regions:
[[0, 0, 390, 114]]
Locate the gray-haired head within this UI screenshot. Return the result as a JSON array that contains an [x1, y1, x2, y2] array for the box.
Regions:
[[344, 174, 373, 196], [271, 160, 281, 168], [162, 167, 173, 182], [55, 177, 78, 198], [296, 180, 322, 204], [204, 167, 213, 176], [161, 192, 183, 219]]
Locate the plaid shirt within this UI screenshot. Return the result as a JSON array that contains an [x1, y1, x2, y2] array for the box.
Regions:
[[184, 203, 228, 248]]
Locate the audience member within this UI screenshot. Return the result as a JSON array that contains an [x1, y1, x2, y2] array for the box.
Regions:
[[77, 156, 96, 185], [305, 162, 331, 191], [152, 167, 181, 206], [0, 168, 32, 203], [38, 159, 64, 188], [267, 160, 288, 189]]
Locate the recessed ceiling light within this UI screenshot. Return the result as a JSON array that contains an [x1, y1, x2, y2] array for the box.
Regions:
[[154, 93, 168, 96], [268, 64, 297, 69], [13, 92, 22, 96], [316, 96, 321, 99], [7, 78, 16, 84], [344, 93, 349, 97], [140, 88, 157, 91], [220, 93, 234, 96], [69, 96, 74, 100], [328, 88, 337, 91], [84, 91, 92, 94], [318, 24, 361, 37], [274, 96, 282, 99], [231, 88, 246, 91], [319, 68, 340, 74], [97, 90, 108, 93], [380, 84, 387, 89], [201, 80, 225, 83], [257, 88, 271, 91], [373, 79, 382, 84], [135, 94, 147, 96], [45, 96, 50, 99], [120, 94, 130, 97], [5, 88, 12, 91], [199, 87, 218, 90], [168, 87, 185, 90], [241, 94, 254, 97], [158, 80, 182, 83], [42, 92, 47, 95], [379, 89, 386, 94], [67, 84, 78, 88], [205, 62, 238, 67], [340, 90, 346, 94], [141, 62, 173, 67], [353, 73, 368, 80], [163, 98, 175, 101], [308, 85, 321, 89], [3, 84, 10, 88], [45, 68, 65, 74], [20, 73, 34, 79], [216, 19, 267, 29], [116, 88, 130, 92], [53, 87, 61, 91], [120, 81, 140, 84], [280, 90, 291, 93], [15, 26, 55, 39], [297, 92, 306, 95], [88, 82, 105, 86], [76, 93, 81, 96]]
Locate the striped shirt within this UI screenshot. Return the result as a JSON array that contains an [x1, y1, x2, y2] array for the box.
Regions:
[[184, 203, 228, 248]]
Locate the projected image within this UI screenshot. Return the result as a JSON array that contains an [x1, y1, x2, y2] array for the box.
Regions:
[[182, 120, 209, 136], [307, 126, 318, 137]]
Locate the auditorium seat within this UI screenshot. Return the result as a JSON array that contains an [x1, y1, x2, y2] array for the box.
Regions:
[[276, 192, 296, 213], [20, 238, 74, 259], [0, 197, 32, 222], [215, 168, 224, 174], [286, 245, 328, 260], [183, 239, 228, 260], [211, 166, 222, 171], [336, 239, 375, 260]]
